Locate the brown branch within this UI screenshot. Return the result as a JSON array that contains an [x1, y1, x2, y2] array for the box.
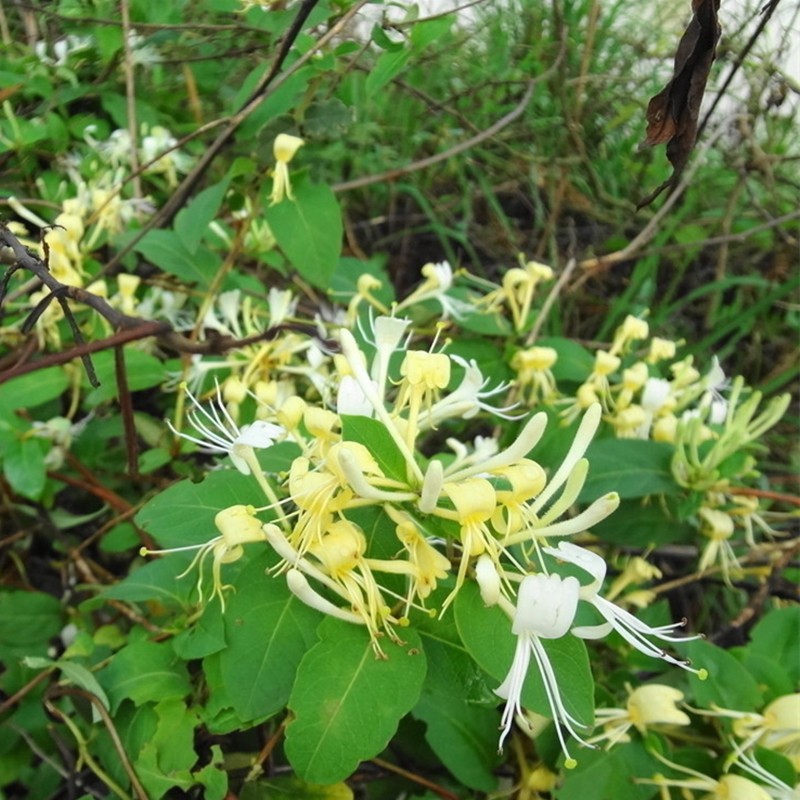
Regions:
[[115, 345, 139, 476], [0, 226, 333, 385]]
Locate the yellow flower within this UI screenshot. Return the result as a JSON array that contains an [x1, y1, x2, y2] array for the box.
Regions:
[[592, 684, 690, 748], [491, 459, 547, 537], [140, 505, 266, 611], [269, 133, 304, 205], [435, 478, 502, 611], [732, 694, 800, 769]]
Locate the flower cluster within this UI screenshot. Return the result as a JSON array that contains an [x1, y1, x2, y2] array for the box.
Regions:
[[145, 284, 714, 767]]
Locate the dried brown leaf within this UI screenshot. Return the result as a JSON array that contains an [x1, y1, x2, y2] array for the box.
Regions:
[[639, 0, 721, 208]]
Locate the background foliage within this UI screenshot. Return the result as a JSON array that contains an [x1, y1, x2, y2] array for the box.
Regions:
[[0, 0, 798, 798]]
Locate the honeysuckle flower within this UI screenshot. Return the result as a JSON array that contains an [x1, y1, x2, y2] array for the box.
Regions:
[[338, 328, 423, 482], [647, 336, 677, 363], [436, 478, 504, 611], [337, 375, 374, 417], [512, 346, 559, 404], [606, 555, 662, 602], [652, 413, 679, 443], [640, 751, 775, 800], [367, 315, 411, 398], [609, 404, 649, 438], [609, 315, 649, 356], [418, 459, 444, 513], [140, 125, 192, 186], [444, 411, 549, 483], [543, 541, 707, 676], [31, 415, 92, 470], [168, 383, 283, 476], [269, 133, 304, 204], [475, 553, 502, 606], [697, 506, 739, 579], [33, 34, 93, 66], [699, 694, 800, 769], [421, 355, 521, 428], [335, 445, 415, 504], [140, 505, 266, 611], [495, 572, 590, 766], [310, 518, 401, 654], [285, 568, 362, 625], [731, 745, 800, 799], [395, 261, 471, 318], [498, 255, 554, 330], [591, 684, 690, 748], [490, 458, 547, 538], [111, 273, 141, 316], [377, 507, 451, 612]]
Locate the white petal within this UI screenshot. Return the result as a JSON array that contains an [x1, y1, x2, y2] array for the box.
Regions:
[[513, 574, 579, 639], [543, 542, 607, 587], [236, 420, 282, 448]]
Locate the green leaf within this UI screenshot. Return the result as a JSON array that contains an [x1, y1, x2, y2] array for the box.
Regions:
[[99, 555, 196, 609], [581, 439, 678, 502], [747, 607, 800, 687], [0, 369, 69, 414], [366, 48, 411, 97], [265, 182, 342, 290], [172, 603, 227, 660], [538, 337, 595, 383], [193, 745, 228, 800], [3, 437, 46, 500], [175, 178, 230, 254], [220, 553, 320, 721], [341, 415, 408, 482], [54, 660, 111, 712], [303, 98, 353, 139], [413, 636, 501, 791], [684, 639, 762, 711], [135, 469, 265, 548], [454, 581, 594, 729], [134, 229, 220, 287], [241, 776, 353, 799], [97, 640, 192, 713], [591, 500, 694, 547], [558, 739, 662, 799], [285, 618, 427, 784], [94, 702, 157, 792], [83, 349, 166, 405], [0, 591, 62, 653]]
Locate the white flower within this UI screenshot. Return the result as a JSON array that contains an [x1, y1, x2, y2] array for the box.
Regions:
[[495, 573, 590, 766], [543, 542, 707, 675], [267, 287, 298, 325], [422, 355, 521, 427], [396, 261, 472, 319], [141, 505, 267, 611], [169, 383, 283, 475]]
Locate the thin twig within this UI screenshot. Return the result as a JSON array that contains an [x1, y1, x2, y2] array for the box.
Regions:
[[114, 346, 139, 476], [525, 256, 578, 345], [120, 0, 142, 199], [696, 0, 783, 140], [574, 125, 729, 279], [333, 81, 536, 193]]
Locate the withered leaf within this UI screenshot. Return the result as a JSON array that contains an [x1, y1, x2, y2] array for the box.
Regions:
[[639, 0, 721, 208]]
